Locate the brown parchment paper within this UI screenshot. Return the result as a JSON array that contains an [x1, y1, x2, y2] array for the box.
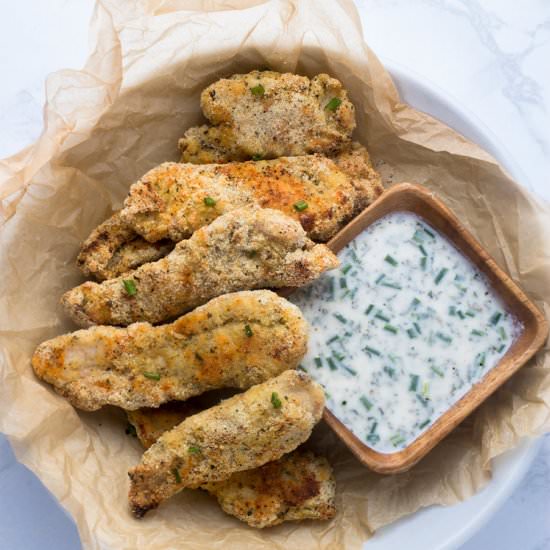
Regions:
[[1, 1, 549, 548]]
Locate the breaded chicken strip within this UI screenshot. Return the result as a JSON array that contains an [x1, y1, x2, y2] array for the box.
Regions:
[[128, 403, 336, 528], [77, 211, 174, 281], [33, 291, 307, 411], [179, 71, 355, 163], [61, 208, 339, 327], [120, 151, 381, 243], [204, 451, 335, 528], [128, 370, 325, 517]]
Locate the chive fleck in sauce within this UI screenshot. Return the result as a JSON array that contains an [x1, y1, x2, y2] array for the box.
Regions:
[[291, 212, 520, 453]]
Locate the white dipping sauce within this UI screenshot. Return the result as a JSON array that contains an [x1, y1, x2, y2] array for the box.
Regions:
[[291, 211, 520, 453]]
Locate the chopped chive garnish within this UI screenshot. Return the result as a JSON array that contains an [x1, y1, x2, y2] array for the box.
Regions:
[[422, 382, 430, 397], [375, 312, 390, 322], [477, 352, 486, 367], [411, 297, 421, 308], [465, 310, 476, 317], [407, 328, 417, 339], [172, 468, 182, 483], [413, 230, 424, 243], [250, 83, 265, 96], [390, 434, 405, 447], [188, 445, 201, 454], [350, 249, 360, 264], [332, 350, 345, 361], [490, 312, 502, 325], [314, 357, 323, 368], [364, 346, 381, 357], [457, 310, 466, 319], [418, 244, 428, 256], [125, 423, 137, 437], [471, 329, 485, 337], [271, 391, 282, 408], [449, 305, 457, 316], [375, 273, 386, 284], [333, 313, 347, 324], [381, 281, 402, 290], [497, 344, 506, 353], [360, 395, 373, 411], [419, 419, 431, 429], [244, 324, 253, 337], [293, 199, 308, 212], [327, 335, 340, 344], [122, 279, 137, 296], [203, 196, 216, 207], [369, 421, 378, 434], [420, 256, 428, 270], [327, 357, 337, 371], [431, 366, 444, 377], [383, 366, 395, 377], [413, 322, 422, 334], [384, 254, 398, 266], [423, 227, 435, 238], [365, 304, 374, 315], [340, 277, 347, 289], [344, 366, 358, 376], [251, 153, 263, 161], [341, 264, 352, 275], [409, 374, 419, 391], [143, 371, 160, 381], [498, 327, 507, 340], [325, 97, 342, 111], [416, 394, 429, 407], [384, 324, 398, 334], [366, 434, 380, 444], [297, 365, 307, 372], [434, 268, 448, 284], [436, 332, 452, 343]]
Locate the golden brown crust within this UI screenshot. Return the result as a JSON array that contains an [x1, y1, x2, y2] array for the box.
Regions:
[[127, 370, 325, 517], [33, 291, 307, 411], [120, 152, 378, 243], [204, 451, 336, 528], [179, 71, 355, 163], [61, 207, 339, 327], [77, 211, 174, 281]]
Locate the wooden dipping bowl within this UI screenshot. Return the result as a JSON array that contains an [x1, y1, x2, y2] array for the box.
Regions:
[[300, 183, 547, 474]]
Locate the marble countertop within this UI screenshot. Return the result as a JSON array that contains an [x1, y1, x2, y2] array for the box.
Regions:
[[0, 1, 548, 549]]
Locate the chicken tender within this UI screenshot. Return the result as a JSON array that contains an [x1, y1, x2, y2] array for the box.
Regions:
[[204, 451, 335, 528], [127, 370, 325, 517], [77, 211, 174, 280], [128, 404, 336, 528], [61, 208, 339, 327], [33, 291, 307, 411], [179, 71, 355, 163], [120, 152, 380, 243]]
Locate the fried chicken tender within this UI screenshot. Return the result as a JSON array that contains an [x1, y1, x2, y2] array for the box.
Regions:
[[128, 403, 336, 528], [77, 211, 174, 281], [179, 71, 355, 163], [204, 451, 335, 528], [61, 208, 339, 327], [127, 370, 325, 517], [33, 291, 307, 411], [120, 150, 381, 243]]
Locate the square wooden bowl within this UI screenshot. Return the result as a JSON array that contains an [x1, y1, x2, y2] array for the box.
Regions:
[[318, 182, 548, 474]]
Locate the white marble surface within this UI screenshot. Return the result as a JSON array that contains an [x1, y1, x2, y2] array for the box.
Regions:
[[0, 1, 549, 549]]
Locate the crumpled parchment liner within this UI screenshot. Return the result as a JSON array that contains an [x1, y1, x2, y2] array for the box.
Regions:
[[1, 1, 549, 548]]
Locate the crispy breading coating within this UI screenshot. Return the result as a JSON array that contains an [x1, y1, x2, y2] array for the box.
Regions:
[[128, 404, 336, 528], [204, 451, 335, 528], [77, 211, 174, 281], [127, 370, 325, 517], [179, 71, 355, 163], [33, 291, 307, 411], [120, 151, 379, 243], [61, 208, 339, 327]]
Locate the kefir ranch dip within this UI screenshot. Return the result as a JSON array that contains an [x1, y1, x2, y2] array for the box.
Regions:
[[291, 211, 520, 454]]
